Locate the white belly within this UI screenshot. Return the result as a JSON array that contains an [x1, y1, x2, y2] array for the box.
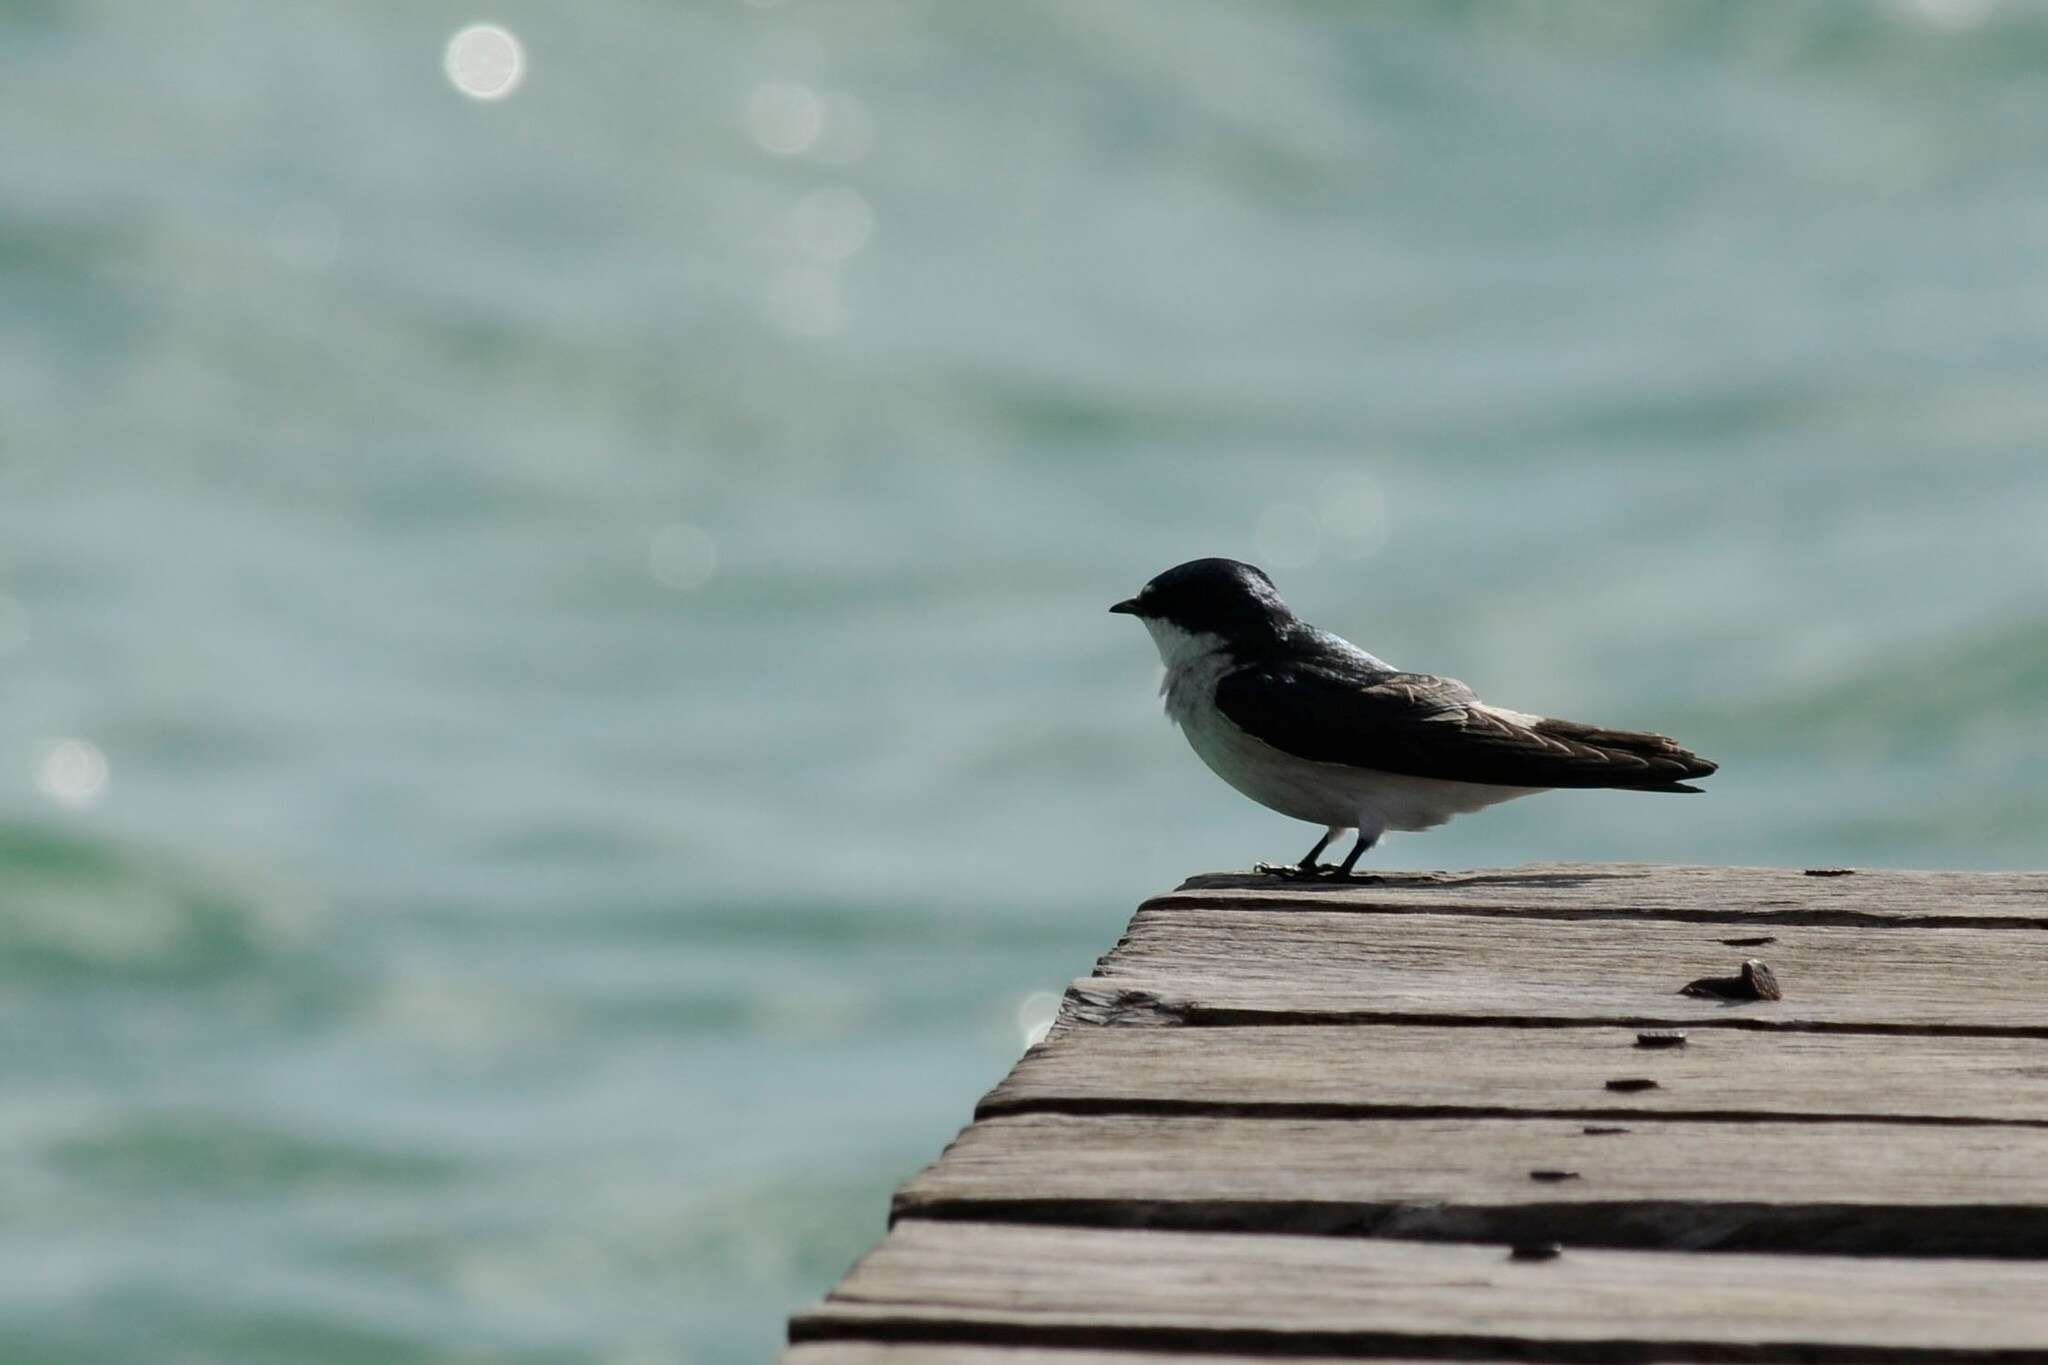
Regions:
[[1178, 703, 1539, 833]]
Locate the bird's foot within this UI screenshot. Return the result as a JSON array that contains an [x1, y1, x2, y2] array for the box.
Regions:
[[1254, 862, 1379, 883], [1255, 861, 1321, 880]]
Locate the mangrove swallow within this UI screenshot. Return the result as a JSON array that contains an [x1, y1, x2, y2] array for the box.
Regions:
[[1111, 557, 1717, 876]]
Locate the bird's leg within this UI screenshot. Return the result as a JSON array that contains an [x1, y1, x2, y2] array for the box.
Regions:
[[1297, 826, 1340, 874], [1333, 828, 1380, 879]]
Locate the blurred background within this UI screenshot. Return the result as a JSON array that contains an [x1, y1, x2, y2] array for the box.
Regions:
[[4, 0, 2046, 1360]]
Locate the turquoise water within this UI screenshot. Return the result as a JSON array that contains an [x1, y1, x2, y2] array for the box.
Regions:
[[5, 2, 2047, 1360]]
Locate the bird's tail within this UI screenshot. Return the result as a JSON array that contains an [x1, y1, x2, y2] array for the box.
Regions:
[[1531, 718, 1717, 791]]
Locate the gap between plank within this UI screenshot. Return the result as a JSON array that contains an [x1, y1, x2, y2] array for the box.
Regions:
[[790, 1312, 2048, 1364], [887, 1201, 2048, 1259], [1140, 893, 2048, 932], [1064, 994, 2048, 1039], [972, 1096, 2048, 1129]]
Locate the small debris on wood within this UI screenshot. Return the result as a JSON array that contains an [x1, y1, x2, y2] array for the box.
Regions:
[[1804, 867, 1856, 877], [1722, 935, 1776, 947], [1582, 1125, 1630, 1136], [1682, 958, 1783, 1002], [1636, 1031, 1687, 1049], [1605, 1077, 1658, 1092], [1529, 1169, 1581, 1182], [1510, 1241, 1563, 1261]]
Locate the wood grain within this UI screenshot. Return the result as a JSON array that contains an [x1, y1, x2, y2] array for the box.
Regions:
[[985, 1023, 2048, 1123], [896, 1113, 2048, 1255], [783, 1348, 1488, 1365], [793, 1219, 2048, 1360], [1166, 864, 2048, 928], [1070, 910, 2048, 1034]]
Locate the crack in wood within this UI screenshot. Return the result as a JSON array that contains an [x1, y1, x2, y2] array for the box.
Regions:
[[792, 1313, 2048, 1364], [972, 1097, 2048, 1129], [1141, 894, 2048, 931], [886, 1200, 2048, 1259], [1072, 1000, 2048, 1039]]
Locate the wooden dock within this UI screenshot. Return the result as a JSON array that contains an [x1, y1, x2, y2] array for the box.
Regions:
[[786, 863, 2048, 1363]]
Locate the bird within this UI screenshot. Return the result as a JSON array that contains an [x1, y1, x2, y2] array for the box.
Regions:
[[1110, 557, 1716, 877]]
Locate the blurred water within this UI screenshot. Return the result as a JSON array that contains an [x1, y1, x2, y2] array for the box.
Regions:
[[3, 1, 2047, 1360]]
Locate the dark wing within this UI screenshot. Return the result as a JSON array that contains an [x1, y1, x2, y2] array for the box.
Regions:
[[1214, 662, 1717, 791]]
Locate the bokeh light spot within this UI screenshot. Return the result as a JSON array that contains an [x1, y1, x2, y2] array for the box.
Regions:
[[1015, 991, 1062, 1048], [38, 739, 108, 810], [1254, 503, 1322, 570], [789, 187, 875, 263], [747, 81, 825, 156], [648, 524, 718, 592], [444, 24, 526, 101]]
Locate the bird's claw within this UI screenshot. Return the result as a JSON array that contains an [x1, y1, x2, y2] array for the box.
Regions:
[[1254, 862, 1382, 883], [1254, 861, 1314, 880], [1255, 861, 1376, 882]]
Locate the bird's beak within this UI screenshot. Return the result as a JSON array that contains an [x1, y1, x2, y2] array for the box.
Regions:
[[1109, 598, 1141, 616]]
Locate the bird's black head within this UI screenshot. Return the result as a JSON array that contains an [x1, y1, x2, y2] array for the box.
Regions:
[[1109, 558, 1296, 647]]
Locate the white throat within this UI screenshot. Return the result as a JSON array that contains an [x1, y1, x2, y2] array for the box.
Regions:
[[1141, 619, 1233, 724], [1141, 618, 1228, 673]]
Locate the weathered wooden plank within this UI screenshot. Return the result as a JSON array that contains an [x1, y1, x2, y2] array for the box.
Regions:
[[896, 1113, 2048, 1255], [985, 1023, 2048, 1123], [790, 868, 2048, 1360], [1166, 864, 2048, 929], [793, 1220, 2048, 1360], [1073, 910, 2048, 1034], [783, 1348, 1488, 1365]]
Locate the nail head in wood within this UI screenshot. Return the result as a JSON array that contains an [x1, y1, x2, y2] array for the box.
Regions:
[[1681, 957, 1783, 1002], [1510, 1241, 1563, 1261]]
